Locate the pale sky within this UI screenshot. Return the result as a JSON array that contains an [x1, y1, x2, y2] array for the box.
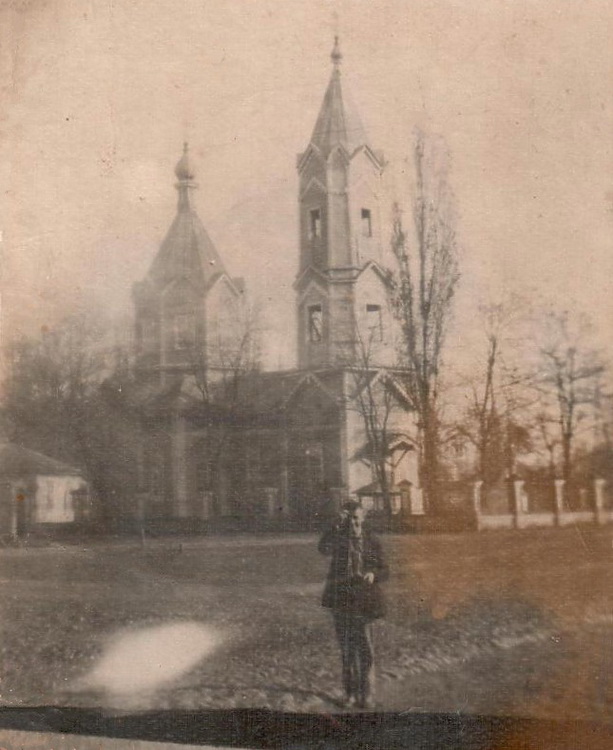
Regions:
[[1, 0, 611, 368]]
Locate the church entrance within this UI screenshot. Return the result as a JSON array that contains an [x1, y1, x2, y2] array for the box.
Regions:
[[288, 439, 328, 527]]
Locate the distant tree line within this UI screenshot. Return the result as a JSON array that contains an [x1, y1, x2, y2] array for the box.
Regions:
[[453, 304, 610, 487], [0, 310, 137, 529]]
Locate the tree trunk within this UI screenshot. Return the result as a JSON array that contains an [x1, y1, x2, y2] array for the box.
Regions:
[[562, 431, 572, 483], [420, 412, 440, 514]]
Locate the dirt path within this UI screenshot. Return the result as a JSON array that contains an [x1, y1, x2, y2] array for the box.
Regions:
[[3, 530, 613, 722]]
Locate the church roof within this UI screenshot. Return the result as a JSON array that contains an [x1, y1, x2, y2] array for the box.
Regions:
[[148, 209, 226, 290], [147, 144, 228, 291], [309, 38, 369, 158]]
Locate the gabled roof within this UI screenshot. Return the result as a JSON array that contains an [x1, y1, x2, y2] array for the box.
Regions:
[[347, 368, 414, 410], [309, 38, 369, 159], [355, 259, 394, 286], [206, 271, 244, 299], [283, 371, 340, 408], [293, 264, 329, 292], [0, 443, 82, 478]]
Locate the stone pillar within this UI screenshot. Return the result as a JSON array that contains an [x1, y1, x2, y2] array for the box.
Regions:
[[202, 491, 213, 520], [172, 414, 189, 518], [261, 488, 275, 517], [411, 487, 425, 515], [554, 479, 565, 525], [136, 492, 146, 524], [594, 478, 607, 525], [280, 421, 290, 517], [10, 485, 18, 541], [217, 468, 229, 517], [472, 480, 483, 531], [512, 480, 526, 529]]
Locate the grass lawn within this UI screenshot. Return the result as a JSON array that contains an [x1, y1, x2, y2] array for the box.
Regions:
[[1, 527, 613, 721]]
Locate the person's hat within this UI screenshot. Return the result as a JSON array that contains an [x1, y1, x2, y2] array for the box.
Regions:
[[342, 500, 361, 512]]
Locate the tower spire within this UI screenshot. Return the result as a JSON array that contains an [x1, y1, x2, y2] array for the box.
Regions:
[[307, 37, 367, 157], [174, 142, 197, 211], [295, 38, 387, 370]]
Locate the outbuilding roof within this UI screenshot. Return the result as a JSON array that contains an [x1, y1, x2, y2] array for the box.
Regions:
[[0, 443, 82, 478]]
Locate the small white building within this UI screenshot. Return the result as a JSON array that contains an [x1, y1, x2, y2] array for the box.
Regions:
[[0, 443, 88, 538]]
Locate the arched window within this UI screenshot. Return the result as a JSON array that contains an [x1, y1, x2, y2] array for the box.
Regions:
[[361, 208, 372, 237], [309, 208, 322, 239], [174, 313, 195, 349], [140, 318, 157, 350], [366, 304, 383, 341], [308, 304, 323, 343]]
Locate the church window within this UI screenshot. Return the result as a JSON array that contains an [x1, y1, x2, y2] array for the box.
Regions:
[[141, 318, 156, 350], [196, 455, 214, 492], [361, 209, 372, 237], [308, 304, 323, 343], [304, 441, 324, 488], [149, 456, 165, 500], [366, 304, 383, 341], [174, 313, 195, 349], [258, 441, 278, 486], [309, 209, 321, 239]]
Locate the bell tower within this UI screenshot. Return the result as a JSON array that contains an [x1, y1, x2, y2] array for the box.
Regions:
[[295, 38, 393, 370]]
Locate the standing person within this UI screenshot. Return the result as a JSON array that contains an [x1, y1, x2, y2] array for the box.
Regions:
[[318, 500, 389, 709]]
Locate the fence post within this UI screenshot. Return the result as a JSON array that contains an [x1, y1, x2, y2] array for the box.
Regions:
[[512, 479, 526, 529], [594, 478, 607, 525], [10, 489, 18, 542], [472, 480, 483, 532], [554, 479, 565, 526]]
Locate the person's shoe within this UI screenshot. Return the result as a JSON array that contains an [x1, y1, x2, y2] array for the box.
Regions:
[[357, 696, 375, 710], [342, 694, 357, 709]]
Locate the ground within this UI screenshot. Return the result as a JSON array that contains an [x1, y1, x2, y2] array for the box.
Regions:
[[1, 527, 613, 723]]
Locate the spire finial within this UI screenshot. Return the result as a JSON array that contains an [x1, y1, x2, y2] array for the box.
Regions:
[[174, 142, 197, 211], [331, 36, 342, 68], [175, 141, 195, 181]]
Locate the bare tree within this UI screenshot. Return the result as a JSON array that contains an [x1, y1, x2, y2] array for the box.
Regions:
[[533, 411, 559, 479], [184, 300, 262, 510], [2, 311, 109, 454], [345, 325, 414, 517], [191, 300, 261, 406], [455, 297, 534, 482], [537, 311, 606, 482], [391, 129, 460, 512]]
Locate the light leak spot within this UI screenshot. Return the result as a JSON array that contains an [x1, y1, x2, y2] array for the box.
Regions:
[[78, 621, 221, 696]]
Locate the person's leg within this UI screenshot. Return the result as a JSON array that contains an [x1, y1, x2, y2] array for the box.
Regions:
[[347, 617, 361, 701], [333, 611, 355, 703], [355, 617, 375, 708]]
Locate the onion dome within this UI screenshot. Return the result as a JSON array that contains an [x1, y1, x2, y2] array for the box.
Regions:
[[175, 142, 195, 181]]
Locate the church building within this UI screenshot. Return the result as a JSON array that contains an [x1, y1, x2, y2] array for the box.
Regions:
[[119, 40, 421, 530]]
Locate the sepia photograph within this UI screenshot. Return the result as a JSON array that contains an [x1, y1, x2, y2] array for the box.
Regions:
[[0, 1, 612, 747]]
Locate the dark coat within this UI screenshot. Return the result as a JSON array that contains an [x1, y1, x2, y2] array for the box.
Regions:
[[318, 525, 389, 620]]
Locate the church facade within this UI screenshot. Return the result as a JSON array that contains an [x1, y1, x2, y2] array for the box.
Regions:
[[120, 40, 421, 531]]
